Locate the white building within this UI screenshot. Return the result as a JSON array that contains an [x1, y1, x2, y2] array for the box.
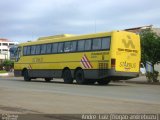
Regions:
[[0, 38, 18, 63]]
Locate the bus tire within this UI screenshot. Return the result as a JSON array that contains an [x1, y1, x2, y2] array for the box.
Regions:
[[63, 69, 73, 84], [45, 78, 52, 82], [75, 69, 86, 84], [23, 70, 31, 81], [97, 78, 111, 85]]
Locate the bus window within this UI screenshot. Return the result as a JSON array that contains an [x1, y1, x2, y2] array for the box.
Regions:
[[70, 41, 77, 52], [26, 46, 31, 55], [52, 43, 58, 53], [35, 45, 41, 55], [31, 46, 36, 55], [23, 46, 27, 55], [9, 45, 18, 60], [77, 40, 85, 51], [41, 44, 47, 54], [92, 38, 101, 50], [64, 42, 71, 52], [85, 39, 91, 51], [101, 37, 111, 50], [46, 44, 52, 54], [58, 43, 64, 53]]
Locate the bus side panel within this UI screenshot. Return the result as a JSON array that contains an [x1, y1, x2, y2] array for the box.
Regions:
[[14, 50, 111, 79]]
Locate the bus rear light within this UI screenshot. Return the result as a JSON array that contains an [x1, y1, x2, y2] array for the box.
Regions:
[[111, 59, 116, 68]]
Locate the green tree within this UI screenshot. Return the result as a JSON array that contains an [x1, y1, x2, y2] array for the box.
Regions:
[[140, 29, 160, 82], [2, 59, 14, 71]]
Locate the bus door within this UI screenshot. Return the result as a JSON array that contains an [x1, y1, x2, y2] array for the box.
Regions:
[[15, 47, 22, 62]]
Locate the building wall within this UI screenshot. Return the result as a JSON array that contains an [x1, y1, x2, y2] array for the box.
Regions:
[[152, 28, 160, 36], [0, 39, 18, 62]]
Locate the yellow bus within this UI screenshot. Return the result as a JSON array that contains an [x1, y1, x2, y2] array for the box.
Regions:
[[14, 31, 141, 85]]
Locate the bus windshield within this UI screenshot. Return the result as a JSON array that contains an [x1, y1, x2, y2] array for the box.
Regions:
[[9, 45, 18, 60]]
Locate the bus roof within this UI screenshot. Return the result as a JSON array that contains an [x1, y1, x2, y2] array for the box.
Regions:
[[38, 34, 75, 41], [19, 30, 135, 46]]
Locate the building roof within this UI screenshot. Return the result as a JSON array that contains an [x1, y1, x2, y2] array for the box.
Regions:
[[0, 38, 10, 42], [124, 25, 160, 36], [125, 25, 153, 31]]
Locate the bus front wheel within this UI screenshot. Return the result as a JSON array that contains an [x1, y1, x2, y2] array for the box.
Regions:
[[63, 69, 73, 84], [23, 70, 31, 81], [75, 69, 86, 84]]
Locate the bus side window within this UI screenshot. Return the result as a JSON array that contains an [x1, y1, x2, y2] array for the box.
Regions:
[[23, 46, 27, 56], [70, 41, 77, 52], [35, 45, 41, 55], [101, 37, 111, 50], [31, 46, 36, 55], [64, 42, 71, 52], [26, 46, 31, 55], [77, 40, 85, 51], [85, 39, 91, 51], [46, 44, 52, 54], [92, 38, 101, 50], [52, 43, 58, 53], [58, 43, 64, 53], [41, 44, 47, 54]]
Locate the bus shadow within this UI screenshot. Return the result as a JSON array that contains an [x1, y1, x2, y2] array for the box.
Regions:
[[17, 79, 130, 87]]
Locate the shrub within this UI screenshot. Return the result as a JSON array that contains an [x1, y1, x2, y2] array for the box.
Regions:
[[146, 71, 159, 82]]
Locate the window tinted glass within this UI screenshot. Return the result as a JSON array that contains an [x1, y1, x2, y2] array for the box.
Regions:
[[58, 43, 64, 53], [77, 40, 85, 51], [26, 46, 31, 55], [64, 42, 71, 52], [52, 43, 58, 53], [23, 47, 27, 55], [92, 38, 101, 50], [46, 44, 52, 54], [85, 40, 91, 51], [31, 46, 36, 55], [41, 44, 47, 54], [70, 41, 77, 52], [101, 37, 111, 49], [35, 45, 40, 54]]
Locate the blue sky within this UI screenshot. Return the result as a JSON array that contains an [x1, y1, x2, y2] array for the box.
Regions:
[[0, 0, 160, 42]]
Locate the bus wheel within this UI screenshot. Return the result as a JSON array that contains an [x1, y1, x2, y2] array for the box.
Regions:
[[23, 70, 31, 81], [63, 69, 73, 84], [97, 78, 111, 85], [75, 69, 86, 84], [45, 78, 52, 82]]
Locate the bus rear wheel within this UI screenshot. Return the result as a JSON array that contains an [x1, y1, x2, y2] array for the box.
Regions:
[[75, 69, 86, 84], [97, 78, 111, 85], [63, 69, 73, 84], [23, 70, 31, 81]]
